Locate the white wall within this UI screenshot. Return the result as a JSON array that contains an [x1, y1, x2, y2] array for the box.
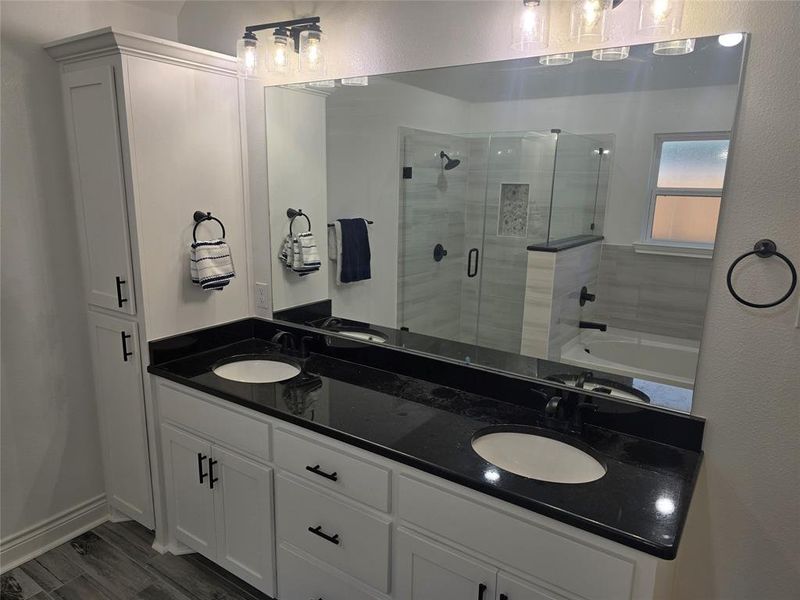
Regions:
[[469, 85, 739, 245], [0, 0, 177, 549], [266, 86, 330, 311], [326, 77, 470, 325], [178, 3, 800, 597]]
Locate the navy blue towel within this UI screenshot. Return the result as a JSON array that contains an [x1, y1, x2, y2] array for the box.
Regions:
[[339, 218, 371, 283]]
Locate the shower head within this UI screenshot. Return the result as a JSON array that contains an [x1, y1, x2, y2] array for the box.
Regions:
[[440, 151, 461, 171]]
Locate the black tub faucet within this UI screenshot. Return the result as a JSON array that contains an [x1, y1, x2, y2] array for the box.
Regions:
[[579, 286, 596, 306], [579, 320, 607, 332]]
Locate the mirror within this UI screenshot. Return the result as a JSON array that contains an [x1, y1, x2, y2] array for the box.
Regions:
[[263, 34, 747, 414]]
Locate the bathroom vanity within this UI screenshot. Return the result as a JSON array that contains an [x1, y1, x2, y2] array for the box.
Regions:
[[147, 319, 703, 600]]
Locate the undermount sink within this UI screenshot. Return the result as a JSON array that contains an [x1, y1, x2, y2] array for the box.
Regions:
[[212, 358, 301, 384], [471, 429, 606, 484]]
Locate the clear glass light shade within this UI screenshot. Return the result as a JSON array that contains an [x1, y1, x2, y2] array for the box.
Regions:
[[267, 29, 292, 73], [539, 52, 574, 66], [299, 27, 325, 73], [653, 38, 695, 56], [570, 0, 612, 42], [236, 35, 258, 78], [513, 0, 548, 51], [592, 46, 630, 61], [638, 0, 684, 35], [341, 76, 369, 86]]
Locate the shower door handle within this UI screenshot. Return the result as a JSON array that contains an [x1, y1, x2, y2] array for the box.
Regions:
[[467, 248, 479, 278]]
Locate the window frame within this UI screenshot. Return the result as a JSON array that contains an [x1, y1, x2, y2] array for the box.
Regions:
[[640, 131, 731, 254]]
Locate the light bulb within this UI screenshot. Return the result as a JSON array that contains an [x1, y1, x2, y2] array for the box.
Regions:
[[236, 33, 258, 78], [570, 0, 611, 42], [718, 32, 743, 47], [268, 28, 291, 73], [638, 0, 684, 34], [513, 0, 548, 51], [300, 25, 325, 73]]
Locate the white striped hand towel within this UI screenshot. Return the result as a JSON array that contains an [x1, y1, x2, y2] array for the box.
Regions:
[[190, 239, 235, 291]]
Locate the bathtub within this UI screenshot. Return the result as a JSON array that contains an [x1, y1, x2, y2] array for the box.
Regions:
[[559, 328, 699, 389]]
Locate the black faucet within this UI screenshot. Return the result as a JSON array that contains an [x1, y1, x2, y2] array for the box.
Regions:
[[319, 317, 342, 330], [271, 331, 297, 355], [544, 392, 598, 435], [579, 320, 607, 332], [579, 286, 596, 306]]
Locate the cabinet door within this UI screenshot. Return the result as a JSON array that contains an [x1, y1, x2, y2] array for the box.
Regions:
[[395, 528, 496, 600], [211, 446, 276, 597], [88, 311, 153, 528], [497, 572, 568, 600], [62, 66, 136, 314], [161, 424, 215, 557]]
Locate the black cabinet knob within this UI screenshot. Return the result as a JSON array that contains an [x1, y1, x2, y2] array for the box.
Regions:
[[478, 583, 487, 600]]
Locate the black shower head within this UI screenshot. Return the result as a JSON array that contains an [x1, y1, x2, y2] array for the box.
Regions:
[[440, 151, 461, 170]]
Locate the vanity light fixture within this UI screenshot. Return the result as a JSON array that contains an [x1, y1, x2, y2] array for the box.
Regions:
[[652, 37, 695, 56], [236, 16, 323, 78], [638, 0, 685, 35], [592, 46, 630, 61], [539, 52, 574, 66], [513, 0, 549, 51], [718, 32, 744, 47]]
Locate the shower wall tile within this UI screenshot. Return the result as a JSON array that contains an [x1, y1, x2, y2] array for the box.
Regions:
[[520, 251, 556, 359], [587, 244, 711, 340]]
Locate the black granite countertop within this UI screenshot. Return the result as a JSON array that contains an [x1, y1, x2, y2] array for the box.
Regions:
[[148, 333, 702, 560]]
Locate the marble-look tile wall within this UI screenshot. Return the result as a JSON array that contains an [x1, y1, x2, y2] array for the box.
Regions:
[[520, 241, 602, 359], [397, 128, 469, 340], [587, 244, 711, 341]]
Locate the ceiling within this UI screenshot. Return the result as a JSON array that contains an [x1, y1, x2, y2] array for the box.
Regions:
[[124, 1, 186, 17], [384, 36, 744, 103]]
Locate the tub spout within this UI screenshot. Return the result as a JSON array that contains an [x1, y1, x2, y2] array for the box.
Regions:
[[579, 321, 607, 332]]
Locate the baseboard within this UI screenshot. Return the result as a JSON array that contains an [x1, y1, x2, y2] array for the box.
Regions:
[[0, 494, 108, 573]]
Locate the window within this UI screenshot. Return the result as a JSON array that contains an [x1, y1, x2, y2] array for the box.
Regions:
[[644, 132, 730, 250]]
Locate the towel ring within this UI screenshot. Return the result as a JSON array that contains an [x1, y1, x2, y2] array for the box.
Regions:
[[193, 211, 226, 242], [287, 208, 312, 236], [726, 239, 797, 309]]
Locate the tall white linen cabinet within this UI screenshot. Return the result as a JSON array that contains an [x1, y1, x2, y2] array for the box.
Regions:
[[45, 29, 253, 537]]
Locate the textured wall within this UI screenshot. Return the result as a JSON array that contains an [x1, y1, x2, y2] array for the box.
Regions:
[[0, 0, 177, 544], [177, 1, 800, 597]]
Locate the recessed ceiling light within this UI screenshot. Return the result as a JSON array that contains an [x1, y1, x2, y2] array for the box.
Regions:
[[718, 32, 744, 47]]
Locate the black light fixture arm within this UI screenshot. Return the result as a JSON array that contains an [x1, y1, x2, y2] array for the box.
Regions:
[[244, 16, 321, 54]]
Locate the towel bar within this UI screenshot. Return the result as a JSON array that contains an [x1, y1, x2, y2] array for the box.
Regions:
[[192, 211, 226, 242]]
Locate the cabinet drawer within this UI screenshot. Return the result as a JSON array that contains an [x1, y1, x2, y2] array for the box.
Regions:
[[157, 381, 270, 461], [397, 475, 635, 600], [274, 428, 391, 511], [275, 473, 391, 593], [277, 543, 380, 600]]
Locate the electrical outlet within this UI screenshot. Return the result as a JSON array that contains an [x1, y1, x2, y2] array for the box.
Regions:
[[255, 283, 269, 309]]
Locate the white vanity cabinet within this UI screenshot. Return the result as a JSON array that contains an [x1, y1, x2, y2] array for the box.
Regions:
[[152, 378, 677, 600], [160, 423, 276, 596]]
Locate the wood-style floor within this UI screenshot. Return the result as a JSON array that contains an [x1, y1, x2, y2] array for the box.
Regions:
[[0, 521, 272, 600]]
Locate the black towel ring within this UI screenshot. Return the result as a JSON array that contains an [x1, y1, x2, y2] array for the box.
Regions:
[[287, 208, 312, 236], [726, 239, 797, 309], [192, 211, 226, 242]]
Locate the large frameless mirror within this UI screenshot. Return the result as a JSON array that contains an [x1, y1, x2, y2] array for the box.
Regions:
[[261, 33, 748, 414]]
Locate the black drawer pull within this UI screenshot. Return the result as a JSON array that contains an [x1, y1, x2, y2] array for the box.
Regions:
[[305, 464, 338, 482], [115, 276, 128, 308], [478, 583, 487, 600], [197, 453, 208, 484], [308, 525, 339, 545], [120, 331, 133, 362], [209, 458, 219, 489], [500, 595, 508, 600]]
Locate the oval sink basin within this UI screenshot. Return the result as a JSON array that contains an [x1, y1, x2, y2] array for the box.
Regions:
[[472, 430, 606, 484], [212, 359, 300, 384]]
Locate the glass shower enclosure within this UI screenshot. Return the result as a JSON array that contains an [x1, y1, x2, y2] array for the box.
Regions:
[[397, 128, 611, 356]]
